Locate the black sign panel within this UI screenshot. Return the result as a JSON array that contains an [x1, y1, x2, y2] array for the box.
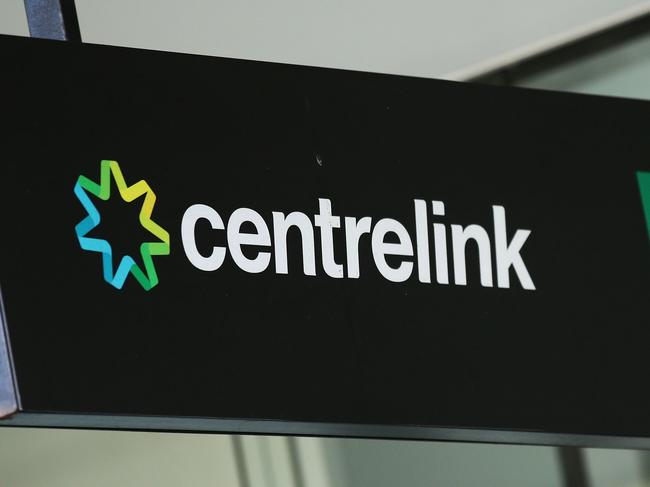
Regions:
[[0, 35, 649, 446]]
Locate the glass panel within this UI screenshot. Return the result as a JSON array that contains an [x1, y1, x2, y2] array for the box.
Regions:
[[517, 31, 650, 100]]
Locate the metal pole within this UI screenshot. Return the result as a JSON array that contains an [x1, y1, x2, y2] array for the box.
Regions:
[[23, 0, 81, 41], [0, 288, 19, 419], [557, 447, 591, 487]]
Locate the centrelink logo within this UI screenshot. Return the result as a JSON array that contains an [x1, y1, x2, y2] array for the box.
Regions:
[[74, 160, 170, 291], [74, 162, 650, 292]]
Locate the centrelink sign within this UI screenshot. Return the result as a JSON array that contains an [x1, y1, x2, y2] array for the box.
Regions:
[[181, 172, 650, 290], [181, 198, 535, 289], [1, 35, 649, 446], [75, 160, 536, 292], [75, 162, 650, 294]]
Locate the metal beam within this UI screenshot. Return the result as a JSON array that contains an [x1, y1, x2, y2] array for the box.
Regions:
[[558, 447, 591, 487], [469, 9, 650, 86], [24, 0, 81, 41], [0, 289, 19, 419]]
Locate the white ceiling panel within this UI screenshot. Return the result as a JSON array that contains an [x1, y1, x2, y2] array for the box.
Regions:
[[74, 0, 650, 79]]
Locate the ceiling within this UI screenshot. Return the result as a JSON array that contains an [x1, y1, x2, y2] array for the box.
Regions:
[[73, 0, 650, 79]]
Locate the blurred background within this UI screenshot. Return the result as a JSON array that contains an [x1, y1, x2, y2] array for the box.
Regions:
[[2, 0, 650, 485], [0, 429, 649, 486]]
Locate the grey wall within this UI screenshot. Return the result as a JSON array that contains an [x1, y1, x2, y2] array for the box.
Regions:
[[0, 428, 241, 487]]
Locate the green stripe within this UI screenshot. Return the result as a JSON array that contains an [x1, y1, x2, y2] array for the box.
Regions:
[[638, 171, 650, 241]]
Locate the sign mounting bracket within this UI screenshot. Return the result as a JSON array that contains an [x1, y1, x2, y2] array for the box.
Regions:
[[23, 0, 81, 41]]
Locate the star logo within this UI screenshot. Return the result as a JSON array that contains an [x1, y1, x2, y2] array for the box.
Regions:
[[73, 160, 170, 290]]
